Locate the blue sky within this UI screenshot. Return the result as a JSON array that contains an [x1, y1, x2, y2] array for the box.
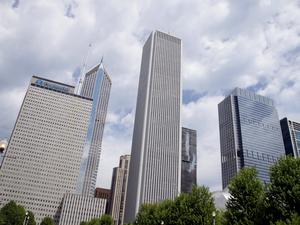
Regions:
[[1, 0, 300, 191]]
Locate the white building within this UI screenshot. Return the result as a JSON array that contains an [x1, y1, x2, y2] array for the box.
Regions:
[[0, 76, 92, 224], [124, 31, 182, 223], [59, 194, 106, 225], [109, 155, 130, 225]]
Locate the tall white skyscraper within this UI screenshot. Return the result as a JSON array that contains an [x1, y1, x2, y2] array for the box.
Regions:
[[0, 76, 92, 224], [77, 62, 112, 197], [124, 31, 182, 223]]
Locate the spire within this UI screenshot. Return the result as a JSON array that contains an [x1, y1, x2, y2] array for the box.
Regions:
[[75, 43, 92, 95]]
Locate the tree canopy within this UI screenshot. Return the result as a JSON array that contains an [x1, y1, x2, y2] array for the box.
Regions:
[[40, 217, 54, 225], [0, 200, 26, 225], [135, 186, 216, 225]]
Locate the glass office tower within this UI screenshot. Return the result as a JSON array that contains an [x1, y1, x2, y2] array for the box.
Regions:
[[181, 127, 197, 193], [218, 87, 285, 189], [280, 118, 300, 158], [77, 62, 112, 197]]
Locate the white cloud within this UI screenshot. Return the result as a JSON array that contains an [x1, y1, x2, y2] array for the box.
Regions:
[[0, 0, 300, 192]]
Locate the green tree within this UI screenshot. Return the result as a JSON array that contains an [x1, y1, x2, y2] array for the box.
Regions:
[[135, 203, 160, 225], [99, 214, 113, 225], [266, 157, 300, 222], [40, 217, 54, 225], [274, 213, 300, 225], [80, 222, 89, 225], [27, 211, 36, 225], [174, 186, 216, 225], [224, 167, 266, 225], [135, 186, 215, 225], [0, 200, 26, 225]]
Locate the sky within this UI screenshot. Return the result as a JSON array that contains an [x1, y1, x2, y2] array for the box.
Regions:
[[0, 0, 300, 191]]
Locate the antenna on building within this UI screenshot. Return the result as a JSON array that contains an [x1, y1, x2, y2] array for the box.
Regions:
[[75, 43, 92, 95]]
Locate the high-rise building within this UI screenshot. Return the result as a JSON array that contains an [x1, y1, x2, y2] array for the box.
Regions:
[[59, 62, 112, 225], [77, 62, 112, 197], [181, 128, 197, 193], [109, 155, 130, 225], [280, 118, 300, 158], [124, 31, 182, 223], [0, 76, 93, 224], [218, 87, 285, 189]]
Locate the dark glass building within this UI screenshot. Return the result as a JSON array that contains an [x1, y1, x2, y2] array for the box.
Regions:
[[218, 88, 285, 189], [181, 127, 197, 193], [280, 118, 300, 158]]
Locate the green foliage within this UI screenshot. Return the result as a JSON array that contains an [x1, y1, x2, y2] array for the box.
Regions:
[[274, 213, 300, 225], [135, 186, 216, 225], [40, 217, 54, 225], [224, 167, 266, 225], [267, 157, 300, 222], [0, 200, 26, 225], [98, 214, 114, 225], [27, 211, 36, 225], [81, 214, 113, 225]]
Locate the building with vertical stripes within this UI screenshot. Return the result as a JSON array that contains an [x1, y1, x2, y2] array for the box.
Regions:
[[0, 76, 92, 224], [59, 194, 106, 225], [109, 155, 130, 225], [280, 118, 300, 158], [124, 31, 182, 223], [218, 87, 285, 189]]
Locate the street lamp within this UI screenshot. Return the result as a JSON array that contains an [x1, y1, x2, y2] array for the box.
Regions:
[[212, 211, 216, 225], [23, 212, 29, 225]]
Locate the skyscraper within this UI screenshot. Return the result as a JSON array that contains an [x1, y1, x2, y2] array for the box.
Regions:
[[181, 127, 197, 193], [124, 31, 182, 223], [280, 118, 300, 158], [218, 87, 285, 189], [109, 155, 130, 225], [0, 76, 93, 224], [59, 62, 112, 225], [77, 62, 112, 197]]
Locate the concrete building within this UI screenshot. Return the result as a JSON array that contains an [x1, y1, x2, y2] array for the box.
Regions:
[[109, 155, 130, 225], [77, 62, 112, 197], [181, 128, 197, 193], [95, 187, 111, 200], [59, 194, 106, 225], [218, 87, 285, 189], [280, 118, 300, 158], [0, 76, 92, 224], [124, 31, 182, 223]]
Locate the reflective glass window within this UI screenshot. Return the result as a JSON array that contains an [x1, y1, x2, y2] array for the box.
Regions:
[[295, 131, 300, 140]]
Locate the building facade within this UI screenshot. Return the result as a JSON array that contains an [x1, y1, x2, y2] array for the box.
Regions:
[[218, 87, 285, 189], [59, 193, 106, 225], [124, 31, 182, 223], [109, 155, 130, 225], [77, 62, 112, 197], [280, 118, 300, 158], [181, 128, 197, 193], [0, 76, 92, 224]]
